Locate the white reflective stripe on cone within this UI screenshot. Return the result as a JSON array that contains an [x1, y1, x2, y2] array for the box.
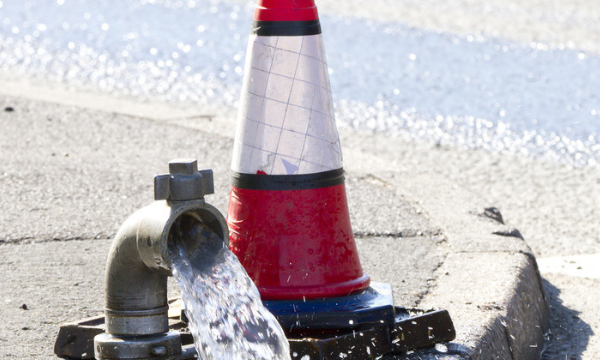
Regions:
[[231, 34, 343, 176]]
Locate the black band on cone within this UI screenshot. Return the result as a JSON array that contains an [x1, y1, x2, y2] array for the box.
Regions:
[[252, 20, 322, 36], [231, 168, 344, 190]]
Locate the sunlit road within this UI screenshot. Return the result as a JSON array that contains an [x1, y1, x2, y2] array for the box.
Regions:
[[0, 0, 598, 358]]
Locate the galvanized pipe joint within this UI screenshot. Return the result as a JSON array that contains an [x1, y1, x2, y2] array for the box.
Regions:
[[94, 159, 228, 360]]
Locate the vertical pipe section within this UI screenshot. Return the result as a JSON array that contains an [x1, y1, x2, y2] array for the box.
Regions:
[[104, 207, 170, 336]]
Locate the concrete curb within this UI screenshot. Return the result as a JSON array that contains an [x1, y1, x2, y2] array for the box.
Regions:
[[374, 171, 550, 359], [335, 121, 551, 358]]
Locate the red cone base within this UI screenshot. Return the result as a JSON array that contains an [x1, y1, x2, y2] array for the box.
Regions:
[[228, 181, 370, 300]]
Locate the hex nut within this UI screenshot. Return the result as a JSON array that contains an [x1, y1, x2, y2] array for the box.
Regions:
[[151, 346, 167, 356], [154, 159, 214, 201]]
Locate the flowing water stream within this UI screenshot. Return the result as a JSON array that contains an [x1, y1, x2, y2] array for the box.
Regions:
[[168, 215, 291, 360]]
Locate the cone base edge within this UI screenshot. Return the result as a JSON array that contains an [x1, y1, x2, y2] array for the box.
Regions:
[[257, 274, 371, 301]]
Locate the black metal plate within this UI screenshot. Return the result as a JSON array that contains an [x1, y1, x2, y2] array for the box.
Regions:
[[55, 306, 455, 360]]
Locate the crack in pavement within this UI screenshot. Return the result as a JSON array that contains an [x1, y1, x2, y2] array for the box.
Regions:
[[1, 235, 112, 245]]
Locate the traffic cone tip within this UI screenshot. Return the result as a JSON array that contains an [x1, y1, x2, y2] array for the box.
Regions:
[[254, 0, 319, 22]]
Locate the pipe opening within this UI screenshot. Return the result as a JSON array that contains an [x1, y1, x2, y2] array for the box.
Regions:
[[167, 213, 226, 271]]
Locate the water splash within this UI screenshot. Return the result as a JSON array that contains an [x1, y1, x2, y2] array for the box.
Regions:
[[168, 215, 291, 360]]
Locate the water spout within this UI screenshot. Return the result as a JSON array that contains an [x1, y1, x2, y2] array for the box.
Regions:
[[167, 216, 291, 360]]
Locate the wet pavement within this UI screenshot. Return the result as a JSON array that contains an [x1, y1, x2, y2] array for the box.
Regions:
[[0, 95, 548, 359], [0, 0, 598, 167]]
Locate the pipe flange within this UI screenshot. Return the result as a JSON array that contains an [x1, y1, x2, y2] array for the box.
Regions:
[[94, 330, 181, 360], [135, 199, 229, 275], [104, 307, 169, 336]]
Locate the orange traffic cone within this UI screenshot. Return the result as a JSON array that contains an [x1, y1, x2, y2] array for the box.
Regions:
[[227, 0, 370, 302]]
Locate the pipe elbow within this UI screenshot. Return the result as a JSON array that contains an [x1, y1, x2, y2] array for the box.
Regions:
[[103, 199, 228, 336]]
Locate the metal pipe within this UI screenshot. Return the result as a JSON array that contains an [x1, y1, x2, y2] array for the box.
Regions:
[[94, 159, 228, 360], [103, 203, 171, 336], [102, 200, 228, 336]]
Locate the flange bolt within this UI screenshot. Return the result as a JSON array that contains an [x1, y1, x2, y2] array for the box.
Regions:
[[151, 346, 167, 356]]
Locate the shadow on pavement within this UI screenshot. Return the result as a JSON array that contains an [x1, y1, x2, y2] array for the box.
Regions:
[[541, 278, 593, 360]]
